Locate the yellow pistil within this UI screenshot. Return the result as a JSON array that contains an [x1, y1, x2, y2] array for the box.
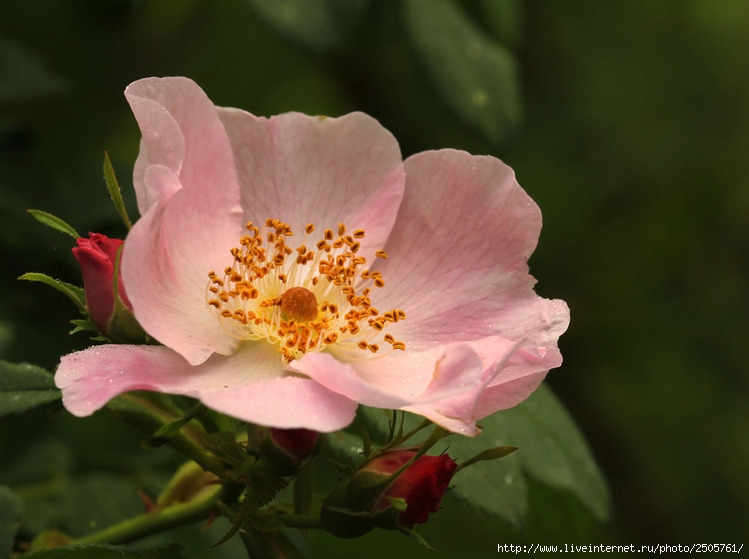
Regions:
[[206, 219, 406, 363]]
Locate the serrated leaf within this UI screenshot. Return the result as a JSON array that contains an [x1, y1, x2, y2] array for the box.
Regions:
[[0, 486, 23, 559], [0, 361, 61, 416], [25, 543, 186, 558], [27, 209, 80, 239], [18, 273, 87, 315], [246, 0, 369, 50], [103, 152, 132, 230], [403, 0, 522, 142]]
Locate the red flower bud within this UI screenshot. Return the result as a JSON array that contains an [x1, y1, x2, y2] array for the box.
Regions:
[[322, 449, 457, 537], [253, 427, 322, 476], [268, 428, 320, 462], [363, 450, 457, 526], [72, 233, 131, 334]]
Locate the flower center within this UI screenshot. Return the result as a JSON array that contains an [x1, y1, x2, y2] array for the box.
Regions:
[[207, 219, 406, 363], [280, 287, 318, 323]]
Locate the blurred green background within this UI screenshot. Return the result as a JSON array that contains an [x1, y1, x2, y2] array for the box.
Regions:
[[1, 0, 747, 555]]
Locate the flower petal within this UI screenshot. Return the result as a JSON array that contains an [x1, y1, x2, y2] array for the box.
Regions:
[[217, 109, 405, 259], [126, 77, 239, 215], [56, 342, 358, 432], [375, 149, 569, 356], [292, 338, 509, 416], [403, 336, 558, 435], [123, 78, 245, 364]]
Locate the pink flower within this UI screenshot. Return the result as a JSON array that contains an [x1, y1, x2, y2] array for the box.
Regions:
[[72, 233, 131, 334], [55, 77, 569, 434], [365, 450, 457, 526]]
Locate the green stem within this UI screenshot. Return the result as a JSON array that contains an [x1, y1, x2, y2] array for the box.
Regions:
[[397, 418, 434, 444], [107, 392, 227, 477], [72, 484, 224, 546], [276, 512, 325, 530]]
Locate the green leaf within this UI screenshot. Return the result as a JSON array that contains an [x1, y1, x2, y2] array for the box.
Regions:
[[103, 152, 132, 230], [0, 486, 23, 559], [25, 543, 186, 558], [403, 0, 522, 142], [0, 361, 61, 417], [246, 0, 369, 50], [441, 423, 528, 528], [350, 406, 527, 527], [27, 209, 80, 239], [495, 384, 612, 521], [18, 273, 87, 315], [352, 382, 609, 527]]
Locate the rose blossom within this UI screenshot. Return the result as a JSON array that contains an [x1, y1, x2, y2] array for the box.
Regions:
[[55, 77, 569, 434]]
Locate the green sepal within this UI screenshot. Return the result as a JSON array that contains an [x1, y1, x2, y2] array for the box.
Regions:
[[18, 272, 86, 315], [27, 209, 81, 239], [384, 496, 407, 512], [69, 318, 100, 336], [455, 445, 518, 473], [106, 244, 147, 343], [103, 151, 132, 230]]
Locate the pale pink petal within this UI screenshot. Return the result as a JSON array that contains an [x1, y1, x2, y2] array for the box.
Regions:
[[293, 338, 510, 414], [122, 78, 245, 365], [127, 77, 240, 215], [373, 149, 569, 357], [217, 109, 405, 260], [56, 343, 357, 432], [289, 352, 420, 410], [403, 336, 557, 435]]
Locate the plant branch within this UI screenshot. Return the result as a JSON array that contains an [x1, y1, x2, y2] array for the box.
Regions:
[[72, 483, 225, 546]]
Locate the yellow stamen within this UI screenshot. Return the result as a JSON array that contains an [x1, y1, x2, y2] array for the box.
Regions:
[[206, 219, 407, 362]]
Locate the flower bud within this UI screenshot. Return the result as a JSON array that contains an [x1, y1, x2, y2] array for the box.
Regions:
[[269, 428, 320, 461], [365, 450, 457, 526], [255, 427, 321, 476], [72, 233, 143, 341], [322, 450, 457, 537]]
